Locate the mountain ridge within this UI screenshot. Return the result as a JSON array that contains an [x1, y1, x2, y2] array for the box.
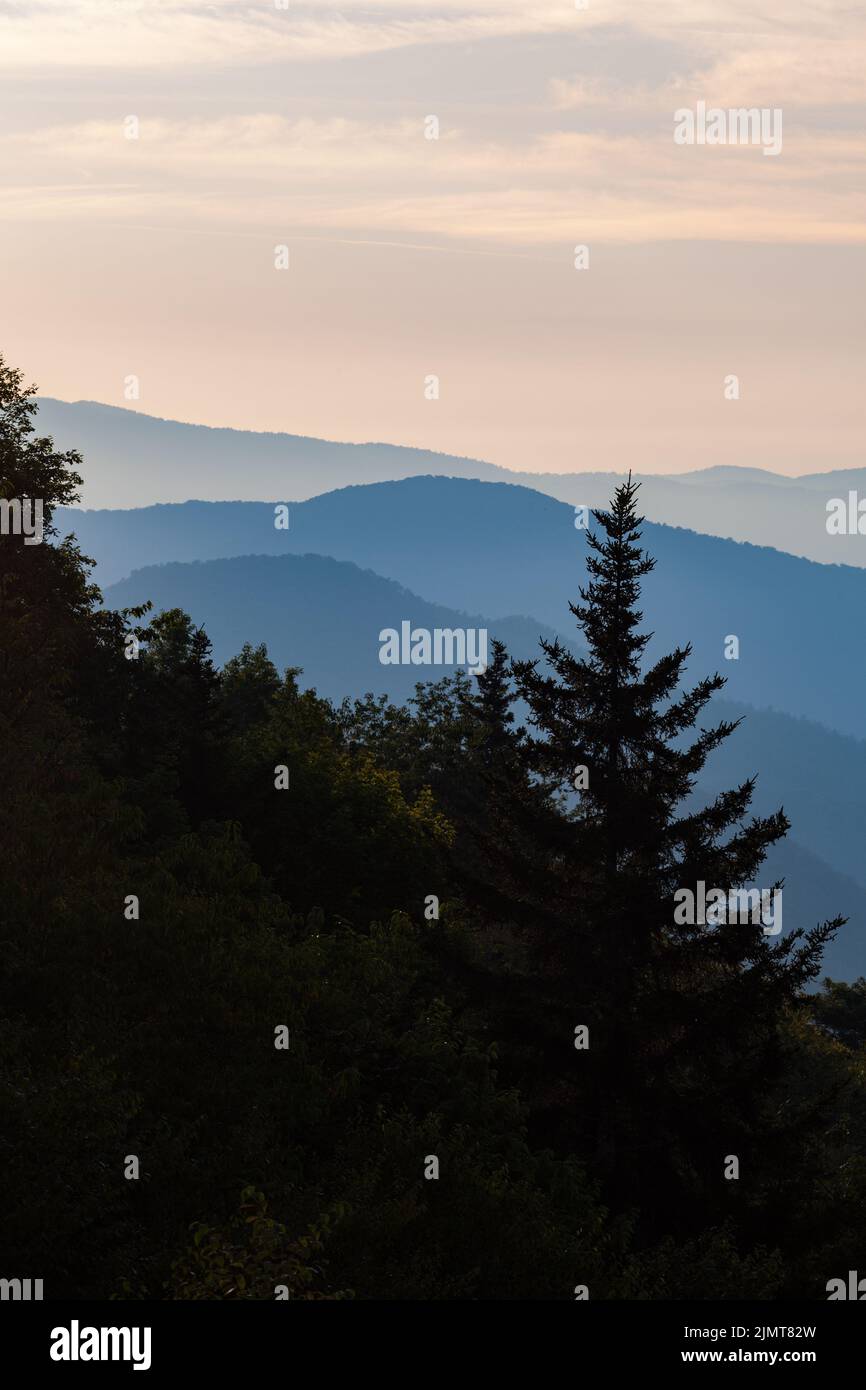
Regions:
[[40, 396, 866, 566], [103, 548, 866, 983]]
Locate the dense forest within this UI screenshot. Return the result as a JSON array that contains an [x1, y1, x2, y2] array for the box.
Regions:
[[2, 354, 865, 1300]]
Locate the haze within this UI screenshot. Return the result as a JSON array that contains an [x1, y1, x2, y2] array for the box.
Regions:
[[1, 0, 863, 474]]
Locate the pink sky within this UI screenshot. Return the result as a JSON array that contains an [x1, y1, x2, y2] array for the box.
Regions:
[[1, 0, 863, 474]]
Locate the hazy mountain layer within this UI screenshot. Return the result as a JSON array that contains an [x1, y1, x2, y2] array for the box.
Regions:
[[105, 550, 565, 706], [43, 396, 866, 565], [104, 550, 866, 981], [65, 475, 866, 739]]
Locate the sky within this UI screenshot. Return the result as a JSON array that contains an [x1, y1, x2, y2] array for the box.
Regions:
[[1, 0, 864, 475]]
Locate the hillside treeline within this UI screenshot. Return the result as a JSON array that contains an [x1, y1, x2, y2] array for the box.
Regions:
[[2, 356, 864, 1300]]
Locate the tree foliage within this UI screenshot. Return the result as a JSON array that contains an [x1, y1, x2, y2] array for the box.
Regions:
[[1, 360, 862, 1299]]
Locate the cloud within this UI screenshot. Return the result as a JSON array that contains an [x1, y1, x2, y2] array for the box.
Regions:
[[2, 3, 863, 245], [3, 113, 864, 245], [552, 41, 866, 117], [1, 0, 860, 75], [0, 0, 587, 70]]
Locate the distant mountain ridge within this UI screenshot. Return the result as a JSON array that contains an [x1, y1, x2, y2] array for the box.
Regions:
[[104, 549, 866, 983], [45, 398, 866, 982], [60, 475, 866, 739], [105, 549, 570, 707], [37, 397, 502, 507], [40, 396, 866, 566]]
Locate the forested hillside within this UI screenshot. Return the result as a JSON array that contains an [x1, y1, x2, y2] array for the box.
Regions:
[[4, 359, 866, 1300]]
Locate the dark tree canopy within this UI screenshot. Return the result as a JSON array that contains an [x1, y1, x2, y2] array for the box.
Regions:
[[0, 361, 859, 1301]]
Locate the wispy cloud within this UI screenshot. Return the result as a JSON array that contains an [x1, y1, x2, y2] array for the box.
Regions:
[[3, 114, 864, 245], [2, 0, 860, 74], [0, 0, 585, 70], [2, 0, 863, 469]]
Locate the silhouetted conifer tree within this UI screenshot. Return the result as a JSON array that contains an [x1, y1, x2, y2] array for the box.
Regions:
[[464, 478, 842, 1232]]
